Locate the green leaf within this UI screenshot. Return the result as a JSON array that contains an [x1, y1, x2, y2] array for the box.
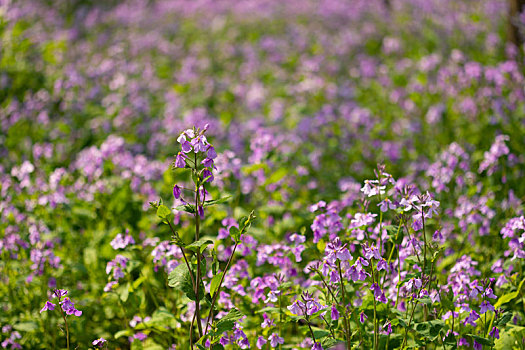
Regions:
[[230, 226, 241, 243], [185, 239, 214, 254], [118, 282, 130, 302], [494, 279, 525, 308], [414, 320, 445, 339], [312, 328, 331, 339], [404, 256, 419, 265], [210, 272, 223, 297], [215, 308, 243, 334], [157, 205, 174, 223], [495, 312, 513, 326], [255, 306, 281, 314], [468, 334, 493, 346], [203, 196, 231, 207], [168, 264, 204, 301], [386, 224, 404, 244], [264, 168, 287, 186], [13, 322, 38, 332], [174, 204, 196, 214], [114, 329, 133, 339]]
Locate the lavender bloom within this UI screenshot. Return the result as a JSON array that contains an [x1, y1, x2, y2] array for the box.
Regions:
[[268, 333, 284, 347], [110, 231, 135, 250], [40, 301, 56, 313], [92, 338, 107, 347], [173, 185, 181, 199], [489, 327, 500, 339], [256, 336, 267, 349], [60, 297, 82, 316], [175, 152, 186, 168]]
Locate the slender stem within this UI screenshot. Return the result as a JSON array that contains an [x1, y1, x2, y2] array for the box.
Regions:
[[421, 211, 427, 274], [278, 289, 283, 350], [337, 261, 352, 350], [401, 300, 418, 348], [167, 221, 197, 291], [305, 315, 317, 345], [57, 297, 70, 350], [189, 312, 196, 350], [321, 315, 337, 339], [204, 242, 240, 336], [370, 264, 378, 350], [314, 269, 339, 303], [194, 180, 203, 338]]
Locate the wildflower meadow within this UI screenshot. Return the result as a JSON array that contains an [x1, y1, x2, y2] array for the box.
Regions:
[[1, 0, 525, 349]]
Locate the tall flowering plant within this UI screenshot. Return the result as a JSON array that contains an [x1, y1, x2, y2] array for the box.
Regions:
[[151, 125, 255, 349]]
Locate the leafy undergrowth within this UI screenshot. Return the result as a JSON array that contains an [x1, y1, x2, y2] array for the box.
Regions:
[[1, 0, 525, 349]]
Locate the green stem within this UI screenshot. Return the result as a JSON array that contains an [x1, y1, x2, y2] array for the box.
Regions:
[[57, 296, 70, 350], [194, 167, 203, 339], [204, 242, 240, 336], [337, 261, 352, 350]]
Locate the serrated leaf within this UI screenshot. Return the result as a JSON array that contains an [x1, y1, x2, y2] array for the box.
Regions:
[[215, 308, 243, 334], [386, 224, 404, 244], [494, 279, 525, 308], [229, 226, 241, 242], [210, 272, 223, 297], [468, 334, 493, 346], [203, 196, 231, 207], [157, 205, 174, 223], [114, 329, 133, 338], [167, 264, 204, 301], [118, 282, 130, 302], [255, 306, 281, 314], [13, 322, 38, 332], [185, 239, 214, 254], [414, 319, 444, 339], [495, 312, 512, 326], [312, 328, 331, 339], [174, 204, 196, 214]]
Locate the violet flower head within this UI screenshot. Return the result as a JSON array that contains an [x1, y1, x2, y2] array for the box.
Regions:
[[60, 297, 82, 316], [173, 185, 181, 199], [268, 333, 284, 347], [92, 338, 107, 347], [40, 301, 56, 313]]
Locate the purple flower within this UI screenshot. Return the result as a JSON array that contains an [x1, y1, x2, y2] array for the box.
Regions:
[[53, 289, 68, 298], [40, 301, 56, 313], [173, 185, 181, 199], [489, 327, 500, 339], [331, 305, 340, 320], [256, 336, 267, 349], [287, 301, 303, 315], [464, 310, 480, 326], [261, 313, 275, 328], [268, 333, 284, 347], [60, 297, 82, 316], [376, 258, 387, 271], [384, 321, 392, 335], [207, 146, 217, 159], [312, 343, 323, 350], [378, 198, 396, 212], [480, 300, 494, 314], [202, 169, 214, 183], [370, 283, 387, 303], [473, 340, 482, 350], [92, 338, 107, 347], [363, 244, 381, 260], [201, 158, 214, 167], [110, 231, 135, 250], [175, 152, 186, 168], [359, 311, 368, 323]]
